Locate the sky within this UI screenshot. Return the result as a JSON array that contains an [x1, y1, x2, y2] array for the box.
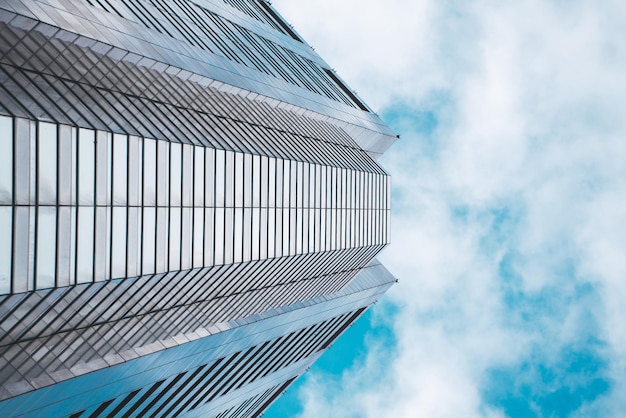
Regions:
[[265, 0, 626, 417]]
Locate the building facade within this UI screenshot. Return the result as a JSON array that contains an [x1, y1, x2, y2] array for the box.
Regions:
[[0, 0, 396, 416]]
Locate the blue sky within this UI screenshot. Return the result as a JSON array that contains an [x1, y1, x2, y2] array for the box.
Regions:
[[267, 0, 626, 416]]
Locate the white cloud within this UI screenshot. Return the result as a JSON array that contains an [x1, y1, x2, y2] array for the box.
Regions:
[[272, 0, 626, 416]]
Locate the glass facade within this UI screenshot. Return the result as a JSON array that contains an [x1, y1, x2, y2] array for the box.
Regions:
[[0, 1, 397, 417]]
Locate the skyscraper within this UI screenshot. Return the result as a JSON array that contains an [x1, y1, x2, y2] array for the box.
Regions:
[[0, 0, 397, 416]]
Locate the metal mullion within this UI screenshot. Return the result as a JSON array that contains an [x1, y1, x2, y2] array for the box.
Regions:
[[185, 349, 251, 412], [125, 0, 170, 35], [0, 75, 34, 119], [195, 12, 244, 63], [148, 363, 209, 418], [0, 67, 53, 121], [149, 0, 206, 50]]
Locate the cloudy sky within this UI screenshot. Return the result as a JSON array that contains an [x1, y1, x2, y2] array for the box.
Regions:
[[266, 0, 626, 417]]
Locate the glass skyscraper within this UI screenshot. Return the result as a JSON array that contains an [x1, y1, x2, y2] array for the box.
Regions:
[[0, 0, 397, 416]]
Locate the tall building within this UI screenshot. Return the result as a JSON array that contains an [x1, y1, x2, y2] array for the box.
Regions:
[[0, 1, 397, 417]]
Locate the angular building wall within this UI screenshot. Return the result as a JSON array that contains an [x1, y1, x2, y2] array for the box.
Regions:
[[0, 1, 397, 416]]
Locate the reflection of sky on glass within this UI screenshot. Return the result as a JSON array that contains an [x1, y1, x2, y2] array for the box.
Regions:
[[267, 0, 626, 416]]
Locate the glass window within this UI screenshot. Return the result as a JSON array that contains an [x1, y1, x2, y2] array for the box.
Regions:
[[302, 209, 309, 254], [251, 207, 260, 260], [289, 207, 297, 255], [182, 144, 193, 207], [244, 153, 253, 208], [96, 131, 112, 206], [252, 155, 261, 208], [194, 147, 205, 207], [291, 161, 298, 209], [235, 152, 244, 208], [260, 156, 266, 208], [156, 207, 168, 273], [170, 142, 182, 206], [127, 207, 142, 277], [260, 207, 268, 259], [215, 149, 225, 207], [267, 208, 275, 258], [128, 135, 143, 207], [56, 206, 75, 287], [94, 206, 110, 281], [169, 207, 181, 270], [267, 157, 275, 208], [12, 207, 33, 292], [193, 207, 204, 268], [143, 138, 157, 206], [283, 160, 291, 208], [78, 128, 95, 206], [38, 122, 57, 205], [111, 207, 127, 279], [225, 151, 235, 208], [214, 207, 224, 265], [14, 118, 33, 205], [243, 208, 252, 262], [36, 206, 56, 289], [58, 125, 76, 206], [0, 207, 12, 293], [234, 208, 243, 263], [112, 134, 128, 206], [295, 208, 302, 255], [142, 207, 156, 275], [205, 148, 215, 207], [181, 207, 192, 269], [204, 207, 215, 266], [283, 207, 290, 256], [275, 158, 284, 208], [224, 208, 234, 264], [0, 116, 12, 205], [157, 139, 169, 207], [76, 206, 94, 284]]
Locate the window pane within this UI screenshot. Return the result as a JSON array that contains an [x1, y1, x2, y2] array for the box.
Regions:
[[14, 118, 33, 205], [204, 207, 215, 266], [111, 207, 127, 279], [78, 128, 95, 205], [169, 207, 181, 270], [157, 139, 169, 207], [181, 207, 192, 269], [95, 131, 111, 206], [194, 147, 205, 207], [76, 206, 94, 283], [193, 207, 204, 268], [182, 144, 193, 207], [215, 149, 225, 207], [170, 142, 182, 206], [234, 208, 243, 263], [0, 207, 11, 293], [214, 207, 224, 265], [142, 207, 156, 274], [225, 151, 234, 208], [127, 207, 141, 277], [58, 125, 76, 206], [156, 207, 168, 273], [94, 206, 111, 281], [36, 206, 56, 289], [56, 206, 75, 287], [0, 116, 12, 204], [112, 134, 127, 206], [205, 148, 215, 207], [12, 207, 33, 292], [37, 124, 59, 204], [128, 135, 142, 206], [143, 138, 157, 206]]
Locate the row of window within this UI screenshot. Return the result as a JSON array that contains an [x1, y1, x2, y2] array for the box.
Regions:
[[0, 249, 384, 399], [68, 309, 363, 418], [0, 246, 383, 367], [79, 0, 366, 109], [1, 15, 380, 171], [0, 117, 388, 210]]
